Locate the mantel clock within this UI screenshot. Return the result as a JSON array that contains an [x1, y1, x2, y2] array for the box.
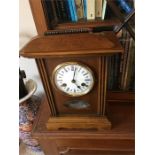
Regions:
[[20, 32, 123, 130]]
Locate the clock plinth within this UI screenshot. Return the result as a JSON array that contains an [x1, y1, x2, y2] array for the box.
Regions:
[[46, 116, 111, 131]]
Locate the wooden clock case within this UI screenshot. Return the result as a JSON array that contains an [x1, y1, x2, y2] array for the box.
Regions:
[[19, 0, 135, 154], [20, 31, 123, 131]]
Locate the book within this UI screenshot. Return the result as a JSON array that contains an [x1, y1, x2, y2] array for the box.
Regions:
[[51, 0, 69, 23], [110, 56, 115, 89], [67, 0, 75, 22], [71, 0, 78, 22], [117, 0, 133, 14], [86, 0, 95, 20], [120, 31, 130, 89], [57, 0, 69, 22], [104, 4, 116, 20], [65, 0, 71, 21], [95, 0, 103, 19], [54, 0, 62, 21], [101, 0, 107, 20], [113, 54, 121, 90], [42, 0, 58, 28], [123, 38, 135, 90], [107, 56, 112, 90], [75, 0, 84, 20], [83, 0, 87, 19]]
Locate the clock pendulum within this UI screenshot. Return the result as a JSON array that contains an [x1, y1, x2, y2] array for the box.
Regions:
[[20, 32, 123, 131]]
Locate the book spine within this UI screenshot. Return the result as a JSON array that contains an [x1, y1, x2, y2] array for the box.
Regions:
[[54, 0, 62, 22], [113, 55, 117, 89], [83, 0, 87, 19], [101, 0, 107, 20], [118, 28, 126, 88], [107, 56, 112, 90], [58, 0, 69, 21], [62, 0, 70, 21], [113, 54, 121, 90], [117, 0, 132, 14], [71, 0, 78, 22], [104, 4, 115, 20], [95, 0, 103, 19], [67, 0, 75, 21], [75, 0, 84, 20], [124, 38, 135, 90], [110, 56, 115, 89], [65, 0, 71, 21], [42, 0, 58, 28], [121, 31, 130, 90], [86, 0, 95, 20]]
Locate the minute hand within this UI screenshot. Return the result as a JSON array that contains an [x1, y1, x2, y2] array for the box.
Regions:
[[72, 68, 77, 82]]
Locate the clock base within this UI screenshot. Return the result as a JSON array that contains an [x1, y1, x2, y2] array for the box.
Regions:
[[46, 116, 111, 131]]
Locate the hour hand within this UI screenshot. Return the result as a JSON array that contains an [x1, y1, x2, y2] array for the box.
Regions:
[[74, 83, 82, 90], [81, 83, 88, 87]]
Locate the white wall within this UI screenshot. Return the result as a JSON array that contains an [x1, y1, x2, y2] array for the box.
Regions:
[[19, 0, 44, 95]]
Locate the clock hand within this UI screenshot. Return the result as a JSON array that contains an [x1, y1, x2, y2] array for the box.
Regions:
[[74, 82, 82, 90], [81, 83, 88, 87], [72, 67, 77, 83]]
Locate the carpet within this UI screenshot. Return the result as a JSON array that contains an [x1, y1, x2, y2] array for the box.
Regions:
[[20, 142, 45, 155]]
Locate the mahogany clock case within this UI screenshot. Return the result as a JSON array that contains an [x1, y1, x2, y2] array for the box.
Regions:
[[20, 32, 123, 117], [41, 56, 106, 116]]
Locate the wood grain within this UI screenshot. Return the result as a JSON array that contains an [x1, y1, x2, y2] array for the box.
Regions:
[[46, 116, 111, 131], [20, 32, 123, 58], [107, 91, 135, 102], [55, 19, 120, 30], [29, 0, 48, 34], [31, 97, 134, 155], [44, 56, 103, 115]]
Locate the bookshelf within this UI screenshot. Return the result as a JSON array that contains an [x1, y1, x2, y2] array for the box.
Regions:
[[29, 0, 135, 103], [29, 0, 121, 32]]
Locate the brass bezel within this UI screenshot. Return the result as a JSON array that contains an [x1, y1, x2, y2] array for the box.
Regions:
[[51, 62, 95, 97]]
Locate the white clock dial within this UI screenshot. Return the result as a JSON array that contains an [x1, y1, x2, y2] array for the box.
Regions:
[[52, 62, 94, 97]]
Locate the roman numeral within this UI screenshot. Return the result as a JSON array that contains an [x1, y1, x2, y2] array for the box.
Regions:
[[66, 87, 70, 92], [85, 79, 91, 82], [64, 68, 68, 72], [71, 65, 74, 71], [83, 72, 88, 76], [57, 80, 62, 82], [58, 73, 63, 76], [78, 67, 82, 72]]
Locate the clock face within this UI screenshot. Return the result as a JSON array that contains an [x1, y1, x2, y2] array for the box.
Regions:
[[52, 62, 94, 97]]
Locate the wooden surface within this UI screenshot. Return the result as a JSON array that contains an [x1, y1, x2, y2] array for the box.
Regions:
[[46, 116, 111, 131], [55, 19, 120, 30], [107, 91, 135, 102], [42, 56, 107, 116], [20, 32, 123, 58], [29, 0, 48, 34], [32, 97, 135, 155]]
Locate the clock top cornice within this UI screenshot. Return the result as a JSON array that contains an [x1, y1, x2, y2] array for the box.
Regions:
[[20, 32, 123, 58]]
